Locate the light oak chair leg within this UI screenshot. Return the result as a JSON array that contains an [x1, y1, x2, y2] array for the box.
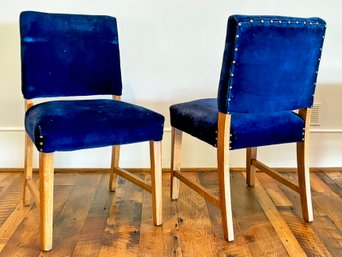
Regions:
[[217, 113, 234, 241], [150, 141, 162, 225], [23, 133, 33, 206], [297, 141, 313, 222], [109, 145, 120, 192], [246, 147, 257, 187], [39, 152, 54, 251], [297, 108, 313, 222], [171, 127, 182, 200]]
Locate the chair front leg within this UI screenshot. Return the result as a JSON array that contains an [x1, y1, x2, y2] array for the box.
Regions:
[[109, 145, 120, 192], [171, 127, 182, 200], [150, 141, 162, 225], [296, 141, 313, 222], [39, 152, 54, 251], [217, 113, 234, 241], [246, 148, 257, 186], [23, 133, 33, 206]]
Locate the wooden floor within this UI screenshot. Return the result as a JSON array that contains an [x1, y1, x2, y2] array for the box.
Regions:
[[0, 171, 340, 257]]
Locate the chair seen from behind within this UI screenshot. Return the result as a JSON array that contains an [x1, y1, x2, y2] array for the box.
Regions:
[[170, 15, 326, 241]]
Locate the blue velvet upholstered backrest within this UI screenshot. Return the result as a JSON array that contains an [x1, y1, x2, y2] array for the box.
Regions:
[[20, 11, 122, 99], [217, 15, 326, 114]]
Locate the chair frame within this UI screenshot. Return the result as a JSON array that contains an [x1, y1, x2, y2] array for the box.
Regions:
[[170, 108, 312, 242], [23, 96, 163, 251]]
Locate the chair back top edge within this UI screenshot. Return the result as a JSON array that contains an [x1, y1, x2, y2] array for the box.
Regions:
[[20, 11, 123, 99], [217, 14, 326, 114]]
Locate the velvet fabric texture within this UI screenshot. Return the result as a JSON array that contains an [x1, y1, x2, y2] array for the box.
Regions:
[[218, 15, 326, 114], [20, 11, 122, 99], [26, 100, 164, 153], [20, 11, 164, 153], [170, 15, 326, 150], [170, 99, 304, 149]]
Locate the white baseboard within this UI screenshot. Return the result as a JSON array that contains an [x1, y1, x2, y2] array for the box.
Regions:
[[1, 127, 342, 168]]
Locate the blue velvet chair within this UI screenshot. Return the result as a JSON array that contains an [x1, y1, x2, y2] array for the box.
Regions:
[[20, 11, 164, 251], [170, 15, 326, 241]]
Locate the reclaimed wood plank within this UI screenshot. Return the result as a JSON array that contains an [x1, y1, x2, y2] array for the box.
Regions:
[[0, 174, 26, 227], [315, 172, 342, 198], [175, 172, 218, 257], [72, 175, 113, 257], [138, 184, 164, 256], [280, 172, 341, 257], [257, 172, 332, 257], [0, 183, 74, 256], [249, 173, 306, 257], [326, 171, 342, 188], [98, 176, 143, 257], [198, 171, 252, 257], [39, 174, 101, 256], [231, 173, 290, 257], [161, 173, 182, 257], [0, 202, 31, 253]]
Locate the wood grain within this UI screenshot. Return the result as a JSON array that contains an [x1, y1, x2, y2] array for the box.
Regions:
[[0, 171, 339, 256], [98, 176, 143, 257], [257, 172, 332, 257], [176, 172, 217, 257]]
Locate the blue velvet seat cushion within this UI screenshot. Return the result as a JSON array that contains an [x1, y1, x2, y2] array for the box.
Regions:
[[26, 99, 164, 153], [170, 98, 304, 149]]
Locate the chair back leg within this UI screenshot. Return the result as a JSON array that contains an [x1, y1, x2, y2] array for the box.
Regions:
[[109, 145, 120, 192], [23, 133, 33, 206], [297, 108, 313, 222], [246, 147, 257, 187], [296, 141, 313, 222], [150, 141, 163, 225], [23, 100, 34, 206], [171, 128, 182, 200], [217, 113, 234, 241], [39, 152, 54, 251]]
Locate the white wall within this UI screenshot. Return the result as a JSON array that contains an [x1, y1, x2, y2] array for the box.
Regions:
[[0, 0, 342, 168]]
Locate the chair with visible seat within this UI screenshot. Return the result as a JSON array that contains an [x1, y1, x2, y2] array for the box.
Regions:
[[20, 11, 164, 251], [169, 15, 326, 241]]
